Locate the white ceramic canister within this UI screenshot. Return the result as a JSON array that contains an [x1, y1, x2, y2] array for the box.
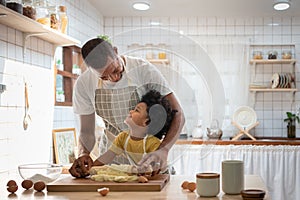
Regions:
[[222, 160, 244, 194], [196, 173, 220, 197]]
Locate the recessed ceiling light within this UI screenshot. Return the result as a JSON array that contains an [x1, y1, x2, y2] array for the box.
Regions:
[[273, 0, 290, 11], [150, 21, 160, 26], [133, 2, 150, 11]]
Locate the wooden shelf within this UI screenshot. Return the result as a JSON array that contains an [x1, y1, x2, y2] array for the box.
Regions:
[[0, 5, 80, 46], [57, 69, 79, 79], [147, 59, 170, 64], [249, 88, 298, 92], [250, 59, 296, 65]]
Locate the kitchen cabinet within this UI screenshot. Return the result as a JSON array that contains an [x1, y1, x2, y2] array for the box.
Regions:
[[55, 45, 86, 106], [249, 44, 297, 105]]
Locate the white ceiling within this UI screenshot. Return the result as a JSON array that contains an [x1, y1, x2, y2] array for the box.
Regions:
[[88, 0, 300, 17]]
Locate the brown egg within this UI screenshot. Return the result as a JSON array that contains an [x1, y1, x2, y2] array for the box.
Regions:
[[33, 181, 46, 192], [181, 181, 189, 189], [7, 180, 18, 193], [187, 182, 196, 192], [97, 187, 109, 196], [22, 180, 33, 190], [138, 176, 148, 183]]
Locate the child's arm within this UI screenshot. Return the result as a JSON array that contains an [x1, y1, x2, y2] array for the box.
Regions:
[[92, 150, 117, 166]]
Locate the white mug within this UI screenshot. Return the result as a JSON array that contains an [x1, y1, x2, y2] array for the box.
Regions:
[[222, 160, 244, 194]]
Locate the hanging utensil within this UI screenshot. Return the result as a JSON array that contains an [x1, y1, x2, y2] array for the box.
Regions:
[[23, 82, 31, 130]]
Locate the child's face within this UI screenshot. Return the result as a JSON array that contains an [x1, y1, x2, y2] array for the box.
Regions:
[[128, 102, 149, 127]]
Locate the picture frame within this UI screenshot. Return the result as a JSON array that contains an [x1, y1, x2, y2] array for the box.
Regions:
[[52, 128, 77, 165]]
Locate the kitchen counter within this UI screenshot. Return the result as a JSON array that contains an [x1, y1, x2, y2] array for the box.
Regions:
[[176, 136, 300, 145], [0, 175, 269, 200]]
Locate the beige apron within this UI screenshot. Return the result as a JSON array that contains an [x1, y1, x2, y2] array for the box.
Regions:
[[95, 78, 140, 164], [124, 134, 148, 166]]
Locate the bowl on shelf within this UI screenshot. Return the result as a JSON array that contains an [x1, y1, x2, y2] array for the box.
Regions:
[[252, 51, 263, 59], [18, 163, 63, 184], [282, 51, 292, 59]]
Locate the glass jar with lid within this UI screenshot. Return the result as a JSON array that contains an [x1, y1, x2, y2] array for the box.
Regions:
[[282, 50, 292, 59], [252, 51, 263, 59], [6, 0, 23, 14], [58, 5, 68, 34], [48, 5, 60, 30], [34, 0, 50, 27], [23, 0, 36, 20]]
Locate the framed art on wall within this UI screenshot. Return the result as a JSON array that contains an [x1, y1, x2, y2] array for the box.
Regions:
[[52, 128, 77, 165]]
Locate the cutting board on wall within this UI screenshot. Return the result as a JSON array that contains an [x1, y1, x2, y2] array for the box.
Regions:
[[47, 174, 170, 192]]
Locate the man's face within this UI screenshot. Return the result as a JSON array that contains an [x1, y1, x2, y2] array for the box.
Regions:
[[91, 56, 124, 82]]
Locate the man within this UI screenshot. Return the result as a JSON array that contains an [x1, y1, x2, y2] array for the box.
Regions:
[[69, 37, 185, 177]]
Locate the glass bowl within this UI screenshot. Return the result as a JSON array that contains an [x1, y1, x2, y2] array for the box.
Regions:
[[18, 163, 62, 184]]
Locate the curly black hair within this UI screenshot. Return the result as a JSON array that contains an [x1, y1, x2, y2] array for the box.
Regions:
[[140, 90, 177, 139]]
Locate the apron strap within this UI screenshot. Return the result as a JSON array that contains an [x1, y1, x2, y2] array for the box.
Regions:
[[124, 133, 148, 166]]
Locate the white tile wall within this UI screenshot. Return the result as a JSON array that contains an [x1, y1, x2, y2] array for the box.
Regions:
[[0, 0, 103, 181], [104, 15, 300, 138]]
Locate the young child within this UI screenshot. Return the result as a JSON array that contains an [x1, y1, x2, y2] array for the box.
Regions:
[[92, 90, 177, 167]]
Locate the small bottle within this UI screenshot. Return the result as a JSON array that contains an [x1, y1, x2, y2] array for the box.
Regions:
[[48, 5, 60, 30], [59, 6, 68, 34]]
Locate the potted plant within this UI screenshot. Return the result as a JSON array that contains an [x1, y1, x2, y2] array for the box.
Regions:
[[284, 112, 300, 138]]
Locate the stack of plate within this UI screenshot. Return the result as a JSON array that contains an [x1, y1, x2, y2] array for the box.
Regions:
[[271, 73, 294, 89]]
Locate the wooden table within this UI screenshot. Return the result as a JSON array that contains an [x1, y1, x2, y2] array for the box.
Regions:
[[0, 175, 270, 200]]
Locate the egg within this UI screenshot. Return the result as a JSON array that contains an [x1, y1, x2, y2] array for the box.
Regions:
[[181, 181, 189, 189], [138, 176, 148, 183], [97, 187, 109, 196], [33, 181, 46, 192], [7, 180, 18, 193], [187, 182, 196, 192], [21, 180, 33, 190]]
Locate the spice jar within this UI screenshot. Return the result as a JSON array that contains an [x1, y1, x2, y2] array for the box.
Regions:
[[48, 5, 60, 30], [253, 51, 263, 59], [23, 0, 36, 20], [35, 0, 50, 27], [196, 173, 220, 197], [6, 0, 23, 14], [267, 50, 278, 59], [282, 51, 292, 59], [58, 5, 68, 34]]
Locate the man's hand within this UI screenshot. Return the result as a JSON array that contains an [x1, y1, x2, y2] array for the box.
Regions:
[[69, 155, 93, 178], [137, 148, 168, 176]]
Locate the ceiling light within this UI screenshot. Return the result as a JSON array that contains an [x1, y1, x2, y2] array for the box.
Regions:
[[273, 0, 290, 11], [150, 21, 160, 26], [133, 2, 150, 11]]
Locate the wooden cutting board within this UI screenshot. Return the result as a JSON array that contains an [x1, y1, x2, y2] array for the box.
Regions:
[[47, 174, 170, 192]]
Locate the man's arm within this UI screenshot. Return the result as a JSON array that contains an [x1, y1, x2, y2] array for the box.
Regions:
[[78, 113, 96, 156], [159, 92, 185, 150], [138, 92, 185, 173], [69, 113, 95, 177]]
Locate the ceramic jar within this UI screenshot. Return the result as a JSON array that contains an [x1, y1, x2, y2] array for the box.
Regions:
[[196, 173, 220, 197]]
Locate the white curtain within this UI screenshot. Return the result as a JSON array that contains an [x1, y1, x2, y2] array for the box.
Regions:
[[169, 145, 300, 200]]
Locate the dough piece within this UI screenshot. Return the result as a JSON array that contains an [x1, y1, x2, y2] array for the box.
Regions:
[[90, 164, 139, 183]]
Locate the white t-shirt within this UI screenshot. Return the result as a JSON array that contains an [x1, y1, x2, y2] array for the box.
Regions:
[[73, 55, 172, 115]]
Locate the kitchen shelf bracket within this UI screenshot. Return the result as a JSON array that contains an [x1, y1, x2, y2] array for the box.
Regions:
[[23, 32, 47, 59]]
